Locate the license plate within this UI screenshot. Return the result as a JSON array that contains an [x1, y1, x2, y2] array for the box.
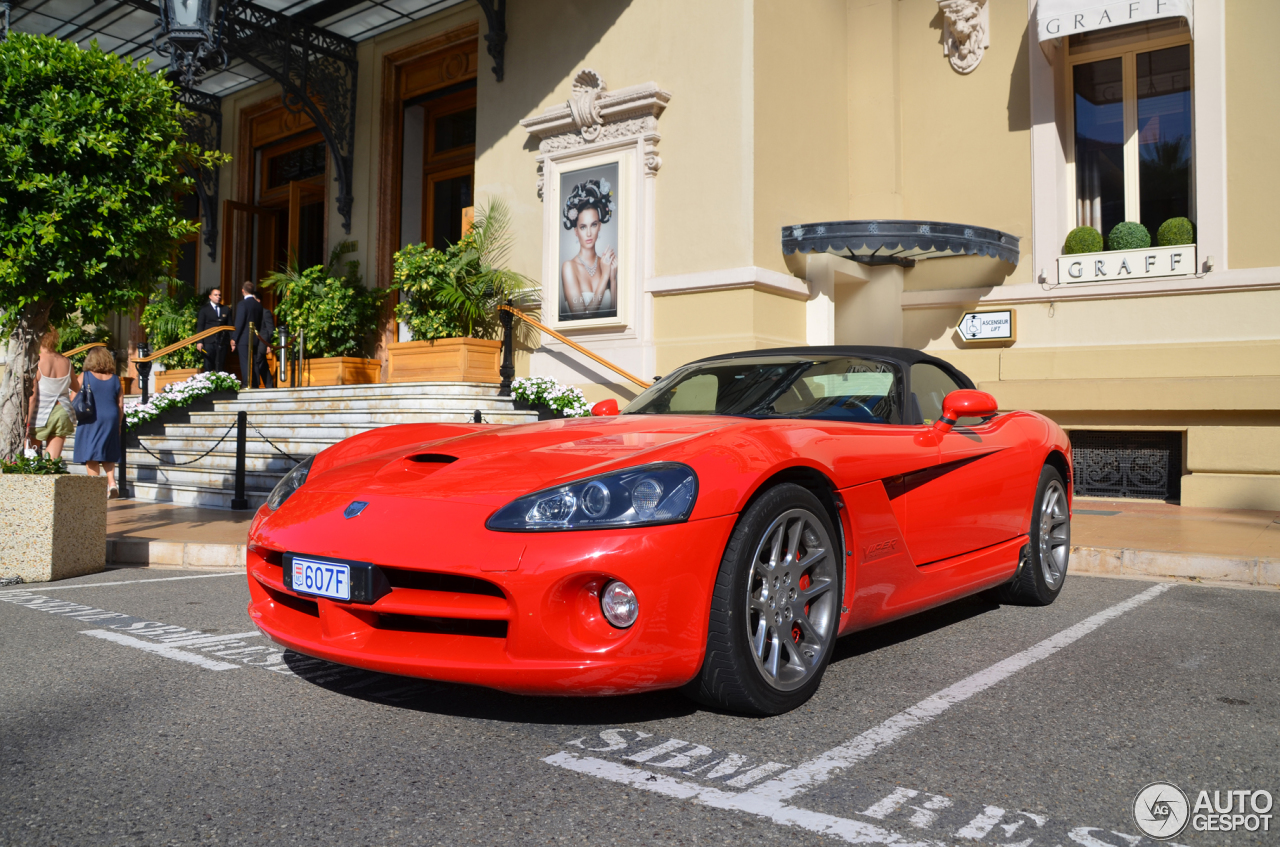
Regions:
[[290, 556, 351, 601]]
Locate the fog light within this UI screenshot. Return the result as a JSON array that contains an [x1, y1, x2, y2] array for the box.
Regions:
[[600, 580, 638, 628]]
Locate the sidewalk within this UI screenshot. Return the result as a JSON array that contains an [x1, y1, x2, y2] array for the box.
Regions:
[[105, 497, 1280, 589]]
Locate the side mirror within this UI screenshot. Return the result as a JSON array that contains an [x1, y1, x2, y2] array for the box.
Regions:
[[591, 399, 620, 417], [933, 389, 998, 433]]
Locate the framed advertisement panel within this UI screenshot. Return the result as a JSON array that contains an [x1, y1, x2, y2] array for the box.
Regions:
[[541, 148, 636, 331]]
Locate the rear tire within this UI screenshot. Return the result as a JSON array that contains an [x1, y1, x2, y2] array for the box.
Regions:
[[997, 465, 1070, 606], [684, 484, 842, 716]]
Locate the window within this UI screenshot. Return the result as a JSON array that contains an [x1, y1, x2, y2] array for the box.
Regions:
[[1068, 21, 1193, 238], [909, 364, 961, 426]]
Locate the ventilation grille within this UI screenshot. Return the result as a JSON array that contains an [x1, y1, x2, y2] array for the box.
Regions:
[[1069, 431, 1182, 501]]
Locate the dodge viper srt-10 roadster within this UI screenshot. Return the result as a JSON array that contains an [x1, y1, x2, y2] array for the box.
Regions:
[[246, 346, 1072, 715]]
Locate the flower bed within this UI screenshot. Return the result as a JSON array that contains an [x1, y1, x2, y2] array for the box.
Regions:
[[125, 371, 240, 431], [510, 376, 592, 418]]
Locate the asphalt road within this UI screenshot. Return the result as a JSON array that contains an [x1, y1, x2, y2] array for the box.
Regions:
[[1, 569, 1276, 847]]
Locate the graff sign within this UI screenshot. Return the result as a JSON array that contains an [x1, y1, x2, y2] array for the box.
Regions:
[[1057, 245, 1196, 285]]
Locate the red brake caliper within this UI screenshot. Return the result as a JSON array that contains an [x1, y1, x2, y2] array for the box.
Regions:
[[794, 573, 812, 643]]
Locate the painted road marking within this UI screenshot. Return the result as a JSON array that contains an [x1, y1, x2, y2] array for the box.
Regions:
[[544, 582, 1178, 845], [80, 630, 242, 671], [0, 572, 241, 593]]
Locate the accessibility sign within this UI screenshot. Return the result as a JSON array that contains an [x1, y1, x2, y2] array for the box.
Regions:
[[958, 310, 1015, 343]]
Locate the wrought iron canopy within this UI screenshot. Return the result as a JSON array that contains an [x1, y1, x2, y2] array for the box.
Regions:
[[782, 220, 1020, 268]]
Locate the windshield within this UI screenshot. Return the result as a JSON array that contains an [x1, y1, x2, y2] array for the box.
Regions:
[[624, 356, 903, 424]]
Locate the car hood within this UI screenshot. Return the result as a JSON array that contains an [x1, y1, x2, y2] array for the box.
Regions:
[[301, 415, 737, 507]]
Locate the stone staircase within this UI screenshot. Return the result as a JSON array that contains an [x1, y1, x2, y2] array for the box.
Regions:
[[66, 382, 537, 509]]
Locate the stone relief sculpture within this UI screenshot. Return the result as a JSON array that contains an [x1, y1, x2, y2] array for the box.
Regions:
[[520, 69, 671, 198], [938, 0, 989, 74]]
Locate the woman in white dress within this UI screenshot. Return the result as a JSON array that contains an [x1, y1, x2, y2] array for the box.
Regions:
[[27, 329, 81, 459], [560, 178, 618, 319]]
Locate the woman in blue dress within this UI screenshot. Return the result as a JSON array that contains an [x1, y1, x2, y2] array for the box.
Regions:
[[73, 347, 125, 499]]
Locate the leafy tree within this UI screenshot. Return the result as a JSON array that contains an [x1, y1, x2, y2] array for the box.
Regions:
[[0, 33, 226, 456], [392, 200, 536, 341], [262, 242, 386, 359], [54, 312, 113, 370]]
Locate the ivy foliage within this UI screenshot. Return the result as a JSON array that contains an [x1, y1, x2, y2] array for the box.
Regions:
[[139, 281, 203, 369], [392, 200, 537, 341], [262, 242, 387, 360], [0, 33, 228, 329]]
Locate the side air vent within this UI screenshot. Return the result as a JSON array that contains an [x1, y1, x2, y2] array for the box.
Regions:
[[409, 453, 458, 464]]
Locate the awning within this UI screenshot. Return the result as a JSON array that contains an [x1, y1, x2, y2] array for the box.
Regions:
[[1035, 0, 1192, 43], [781, 220, 1020, 268]]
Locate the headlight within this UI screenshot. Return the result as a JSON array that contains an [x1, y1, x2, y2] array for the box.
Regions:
[[266, 456, 314, 510], [486, 463, 698, 531]]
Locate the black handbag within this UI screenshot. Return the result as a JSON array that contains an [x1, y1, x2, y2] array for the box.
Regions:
[[72, 375, 96, 424]]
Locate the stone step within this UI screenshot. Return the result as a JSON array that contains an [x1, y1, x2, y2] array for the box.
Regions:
[[224, 381, 505, 401], [128, 480, 270, 510], [69, 461, 282, 492], [177, 408, 533, 425]]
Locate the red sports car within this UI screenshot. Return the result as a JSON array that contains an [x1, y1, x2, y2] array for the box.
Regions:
[[245, 346, 1072, 715]]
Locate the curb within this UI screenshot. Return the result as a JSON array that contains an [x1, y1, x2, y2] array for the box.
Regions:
[[105, 540, 1279, 589], [1070, 545, 1279, 589], [107, 539, 246, 571]]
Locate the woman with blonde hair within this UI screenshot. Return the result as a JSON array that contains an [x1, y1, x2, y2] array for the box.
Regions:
[[73, 346, 124, 498], [27, 328, 79, 459]]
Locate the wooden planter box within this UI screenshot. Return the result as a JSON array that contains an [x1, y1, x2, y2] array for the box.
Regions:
[[0, 475, 108, 582], [388, 338, 501, 384], [299, 357, 382, 387], [155, 368, 201, 393]]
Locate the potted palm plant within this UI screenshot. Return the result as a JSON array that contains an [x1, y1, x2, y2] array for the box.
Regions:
[[139, 282, 204, 392], [263, 242, 386, 386], [389, 200, 536, 384]]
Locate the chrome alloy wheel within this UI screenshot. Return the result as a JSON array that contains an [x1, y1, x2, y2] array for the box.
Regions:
[[745, 508, 839, 691], [1038, 479, 1071, 589]]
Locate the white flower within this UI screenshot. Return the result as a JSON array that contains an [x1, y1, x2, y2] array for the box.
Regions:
[[600, 180, 611, 194], [568, 208, 578, 221]]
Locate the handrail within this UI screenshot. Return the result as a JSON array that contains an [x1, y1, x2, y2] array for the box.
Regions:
[[499, 304, 652, 389], [62, 342, 107, 357], [131, 326, 234, 363]]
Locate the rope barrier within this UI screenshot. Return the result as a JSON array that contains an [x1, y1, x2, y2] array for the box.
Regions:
[[132, 422, 237, 467], [247, 420, 306, 464]]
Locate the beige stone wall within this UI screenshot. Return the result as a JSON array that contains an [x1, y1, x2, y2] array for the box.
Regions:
[[1225, 2, 1280, 270], [653, 289, 806, 376]]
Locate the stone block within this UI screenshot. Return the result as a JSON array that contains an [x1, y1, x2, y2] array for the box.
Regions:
[[1124, 550, 1257, 584], [183, 543, 247, 570], [1257, 558, 1280, 588], [0, 474, 108, 582]]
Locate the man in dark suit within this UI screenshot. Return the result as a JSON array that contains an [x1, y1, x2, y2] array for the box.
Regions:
[[194, 287, 232, 373], [232, 280, 276, 389]]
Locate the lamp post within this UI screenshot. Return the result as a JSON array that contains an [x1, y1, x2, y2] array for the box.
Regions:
[[153, 0, 234, 88]]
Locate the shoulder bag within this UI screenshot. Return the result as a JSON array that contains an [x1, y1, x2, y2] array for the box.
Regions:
[[72, 374, 97, 424]]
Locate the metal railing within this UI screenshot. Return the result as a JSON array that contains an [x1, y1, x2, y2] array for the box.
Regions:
[[497, 303, 653, 392]]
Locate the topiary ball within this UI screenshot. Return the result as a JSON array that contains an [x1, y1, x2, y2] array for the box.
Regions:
[[1156, 217, 1195, 246], [1107, 221, 1151, 251], [1063, 226, 1104, 254]]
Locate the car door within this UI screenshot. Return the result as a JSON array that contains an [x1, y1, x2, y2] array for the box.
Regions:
[[898, 362, 1034, 565]]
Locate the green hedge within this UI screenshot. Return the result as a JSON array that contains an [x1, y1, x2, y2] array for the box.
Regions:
[[1107, 221, 1151, 251], [1063, 226, 1103, 254], [1156, 217, 1195, 246]]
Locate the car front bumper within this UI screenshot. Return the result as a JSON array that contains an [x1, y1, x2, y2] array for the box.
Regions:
[[245, 491, 737, 696]]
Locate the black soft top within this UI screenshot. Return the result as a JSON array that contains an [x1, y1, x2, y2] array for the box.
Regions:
[[688, 346, 975, 390]]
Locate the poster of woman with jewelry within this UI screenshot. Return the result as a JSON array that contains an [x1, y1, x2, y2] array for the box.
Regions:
[[559, 164, 619, 321]]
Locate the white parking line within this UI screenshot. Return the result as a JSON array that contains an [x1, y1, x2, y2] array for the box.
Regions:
[[545, 582, 1177, 844], [0, 572, 242, 594], [81, 630, 242, 671]]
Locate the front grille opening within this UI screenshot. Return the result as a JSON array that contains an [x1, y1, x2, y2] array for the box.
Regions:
[[382, 568, 505, 598], [1069, 430, 1183, 501], [267, 585, 320, 618], [377, 614, 507, 638], [409, 453, 458, 464]]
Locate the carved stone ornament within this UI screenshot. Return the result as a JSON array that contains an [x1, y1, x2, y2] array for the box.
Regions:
[[938, 0, 990, 74], [520, 69, 671, 197]]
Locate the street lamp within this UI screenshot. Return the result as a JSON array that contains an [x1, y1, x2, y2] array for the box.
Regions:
[[154, 0, 234, 88]]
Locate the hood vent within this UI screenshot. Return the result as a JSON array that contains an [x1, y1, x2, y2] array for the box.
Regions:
[[409, 453, 459, 464]]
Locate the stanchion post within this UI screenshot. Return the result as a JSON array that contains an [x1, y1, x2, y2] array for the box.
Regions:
[[498, 300, 515, 397], [231, 411, 248, 510], [118, 429, 129, 499]]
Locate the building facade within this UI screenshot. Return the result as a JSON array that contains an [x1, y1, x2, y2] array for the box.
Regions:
[[18, 0, 1279, 509]]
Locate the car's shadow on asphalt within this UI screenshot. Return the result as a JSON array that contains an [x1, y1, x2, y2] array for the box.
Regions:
[[285, 592, 1003, 724]]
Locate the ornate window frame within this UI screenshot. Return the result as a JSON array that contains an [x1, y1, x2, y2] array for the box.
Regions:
[[521, 69, 670, 334]]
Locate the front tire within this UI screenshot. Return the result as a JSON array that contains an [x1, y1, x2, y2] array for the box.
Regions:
[[998, 465, 1070, 606], [685, 484, 842, 715]]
